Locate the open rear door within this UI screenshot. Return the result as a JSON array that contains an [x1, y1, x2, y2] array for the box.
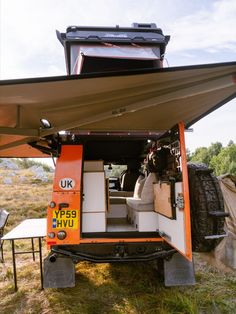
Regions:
[[157, 122, 192, 261]]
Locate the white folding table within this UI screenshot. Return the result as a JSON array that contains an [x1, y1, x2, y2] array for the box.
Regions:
[[2, 218, 47, 291]]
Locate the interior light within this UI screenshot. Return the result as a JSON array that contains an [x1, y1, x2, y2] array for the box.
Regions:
[[40, 118, 52, 129]]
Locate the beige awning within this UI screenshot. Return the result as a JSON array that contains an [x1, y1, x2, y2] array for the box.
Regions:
[[0, 62, 236, 157]]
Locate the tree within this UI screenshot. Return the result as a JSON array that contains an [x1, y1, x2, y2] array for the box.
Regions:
[[189, 147, 211, 166], [208, 142, 222, 158], [209, 142, 236, 176], [189, 141, 236, 176]]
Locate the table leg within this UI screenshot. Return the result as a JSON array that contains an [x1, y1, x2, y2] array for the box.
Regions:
[[0, 240, 4, 262], [11, 240, 17, 292], [38, 238, 43, 290], [31, 238, 35, 261]]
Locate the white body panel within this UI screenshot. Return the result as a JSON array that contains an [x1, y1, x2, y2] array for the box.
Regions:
[[82, 170, 107, 232], [82, 212, 106, 232], [83, 172, 106, 213], [134, 211, 159, 232], [107, 204, 127, 218], [157, 182, 186, 254]]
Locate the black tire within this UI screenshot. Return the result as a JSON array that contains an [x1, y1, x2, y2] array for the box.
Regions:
[[187, 163, 226, 252]]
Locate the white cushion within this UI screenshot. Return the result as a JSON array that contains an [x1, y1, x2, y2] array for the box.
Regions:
[[133, 176, 146, 199], [126, 198, 153, 211], [141, 173, 157, 202]]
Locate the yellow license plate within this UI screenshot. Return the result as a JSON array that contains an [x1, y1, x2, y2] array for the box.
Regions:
[[52, 210, 78, 229]]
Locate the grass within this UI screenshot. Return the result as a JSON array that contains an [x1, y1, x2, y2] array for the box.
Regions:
[[0, 168, 236, 313]]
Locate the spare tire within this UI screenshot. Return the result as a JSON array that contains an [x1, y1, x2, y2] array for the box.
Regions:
[[188, 163, 227, 252]]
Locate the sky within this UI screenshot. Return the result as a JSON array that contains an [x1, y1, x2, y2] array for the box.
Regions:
[[0, 0, 236, 160]]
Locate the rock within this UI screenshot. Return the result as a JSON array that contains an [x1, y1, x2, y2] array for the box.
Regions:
[[3, 177, 13, 185], [30, 165, 44, 174], [19, 176, 26, 183], [34, 173, 48, 183], [30, 165, 48, 182], [8, 172, 17, 177], [0, 159, 19, 170]]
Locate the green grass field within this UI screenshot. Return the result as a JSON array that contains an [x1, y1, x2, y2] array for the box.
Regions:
[[0, 168, 235, 314]]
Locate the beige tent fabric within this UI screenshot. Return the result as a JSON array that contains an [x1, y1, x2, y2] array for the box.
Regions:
[[218, 174, 236, 236], [0, 62, 236, 157], [215, 174, 236, 269]]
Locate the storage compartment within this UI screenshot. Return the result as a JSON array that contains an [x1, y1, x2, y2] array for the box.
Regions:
[[157, 182, 186, 253], [82, 171, 107, 232], [134, 210, 159, 232], [82, 212, 106, 232], [154, 181, 176, 219], [107, 204, 127, 219], [83, 172, 107, 213]]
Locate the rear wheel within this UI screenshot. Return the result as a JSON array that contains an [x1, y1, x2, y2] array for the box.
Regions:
[[188, 163, 227, 252]]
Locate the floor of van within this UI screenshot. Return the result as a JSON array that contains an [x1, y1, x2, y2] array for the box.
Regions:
[[106, 218, 136, 232], [82, 230, 160, 238], [82, 218, 160, 238]]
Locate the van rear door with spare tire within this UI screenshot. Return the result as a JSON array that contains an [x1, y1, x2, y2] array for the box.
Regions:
[[154, 122, 192, 261]]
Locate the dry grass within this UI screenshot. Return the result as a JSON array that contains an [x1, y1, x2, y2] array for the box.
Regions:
[[0, 169, 236, 314], [0, 169, 52, 228]]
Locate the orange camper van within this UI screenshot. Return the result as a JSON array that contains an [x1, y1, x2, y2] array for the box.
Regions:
[[0, 23, 235, 287]]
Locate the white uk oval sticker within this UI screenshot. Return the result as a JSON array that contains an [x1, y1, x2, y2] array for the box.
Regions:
[[59, 178, 75, 190]]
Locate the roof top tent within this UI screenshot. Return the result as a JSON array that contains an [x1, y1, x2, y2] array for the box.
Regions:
[[56, 23, 170, 75]]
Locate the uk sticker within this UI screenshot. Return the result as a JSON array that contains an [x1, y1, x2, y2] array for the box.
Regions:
[[59, 178, 75, 190]]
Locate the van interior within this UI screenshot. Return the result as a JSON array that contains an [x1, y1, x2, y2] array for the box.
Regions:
[[76, 128, 182, 237]]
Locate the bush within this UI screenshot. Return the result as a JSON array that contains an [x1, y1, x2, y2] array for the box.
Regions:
[[189, 141, 236, 176], [14, 158, 53, 172]]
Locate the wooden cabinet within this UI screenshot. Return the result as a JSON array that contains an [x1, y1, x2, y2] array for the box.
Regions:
[[154, 181, 175, 219]]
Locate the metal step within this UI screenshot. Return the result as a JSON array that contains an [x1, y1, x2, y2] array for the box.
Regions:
[[204, 233, 228, 240]]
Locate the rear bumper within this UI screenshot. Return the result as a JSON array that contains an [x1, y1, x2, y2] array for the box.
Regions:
[[50, 242, 176, 263]]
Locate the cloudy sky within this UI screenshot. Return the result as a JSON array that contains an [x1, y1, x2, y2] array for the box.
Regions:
[[0, 0, 236, 153]]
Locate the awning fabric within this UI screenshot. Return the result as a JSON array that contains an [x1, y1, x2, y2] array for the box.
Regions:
[[218, 174, 236, 237], [0, 61, 236, 157], [215, 174, 236, 269], [74, 45, 160, 59]]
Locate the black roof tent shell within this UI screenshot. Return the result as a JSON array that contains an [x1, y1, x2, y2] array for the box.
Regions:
[[56, 23, 170, 75]]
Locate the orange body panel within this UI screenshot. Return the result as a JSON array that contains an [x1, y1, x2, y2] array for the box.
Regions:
[[47, 192, 81, 245], [47, 145, 83, 246], [53, 145, 83, 192], [179, 122, 192, 261], [79, 238, 164, 244]]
